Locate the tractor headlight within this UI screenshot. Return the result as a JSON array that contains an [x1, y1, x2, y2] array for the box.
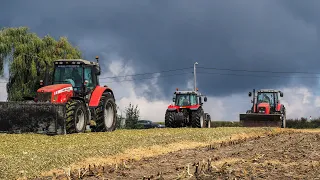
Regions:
[[258, 107, 266, 113]]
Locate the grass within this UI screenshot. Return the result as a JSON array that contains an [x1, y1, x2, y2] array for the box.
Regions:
[[0, 127, 285, 179]]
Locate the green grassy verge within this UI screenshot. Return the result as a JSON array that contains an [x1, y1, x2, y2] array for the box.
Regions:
[[0, 127, 279, 179]]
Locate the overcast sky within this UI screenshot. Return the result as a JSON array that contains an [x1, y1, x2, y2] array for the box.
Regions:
[[1, 0, 320, 121]]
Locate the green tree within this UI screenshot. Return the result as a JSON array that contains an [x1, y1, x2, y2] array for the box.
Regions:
[[125, 103, 140, 129], [0, 26, 82, 101]]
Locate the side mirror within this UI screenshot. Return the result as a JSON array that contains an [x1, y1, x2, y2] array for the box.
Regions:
[[83, 80, 89, 93], [172, 97, 176, 102], [84, 80, 89, 86], [248, 92, 252, 97], [280, 92, 283, 97], [40, 80, 44, 86], [204, 96, 207, 102]]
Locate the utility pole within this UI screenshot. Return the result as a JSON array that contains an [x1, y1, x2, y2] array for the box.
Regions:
[[194, 62, 198, 91]]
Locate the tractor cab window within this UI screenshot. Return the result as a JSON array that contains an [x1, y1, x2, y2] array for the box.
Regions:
[[257, 92, 275, 106], [190, 95, 198, 105], [176, 94, 189, 106], [175, 94, 197, 106], [84, 67, 95, 90], [53, 65, 83, 89]]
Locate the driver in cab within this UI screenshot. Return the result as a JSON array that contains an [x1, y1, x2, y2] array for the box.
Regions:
[[71, 69, 82, 87], [263, 94, 271, 103], [179, 95, 190, 106]]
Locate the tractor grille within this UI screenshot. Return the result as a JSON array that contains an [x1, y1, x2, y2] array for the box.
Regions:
[[258, 107, 266, 113], [37, 92, 52, 102]]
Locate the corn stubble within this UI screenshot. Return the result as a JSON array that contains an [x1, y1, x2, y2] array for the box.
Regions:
[[33, 129, 320, 180], [0, 127, 286, 179]]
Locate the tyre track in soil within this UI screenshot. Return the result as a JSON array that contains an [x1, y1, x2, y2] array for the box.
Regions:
[[40, 131, 320, 180]]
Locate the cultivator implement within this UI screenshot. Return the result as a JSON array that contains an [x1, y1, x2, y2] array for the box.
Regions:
[[239, 113, 282, 127], [0, 102, 66, 135]]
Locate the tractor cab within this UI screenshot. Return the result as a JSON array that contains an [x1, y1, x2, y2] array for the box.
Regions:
[[172, 88, 207, 107], [249, 89, 283, 114], [240, 88, 286, 128], [41, 56, 101, 99]]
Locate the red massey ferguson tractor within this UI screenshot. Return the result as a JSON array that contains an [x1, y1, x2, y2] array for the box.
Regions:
[[164, 88, 211, 128], [239, 89, 286, 128], [0, 56, 118, 135]]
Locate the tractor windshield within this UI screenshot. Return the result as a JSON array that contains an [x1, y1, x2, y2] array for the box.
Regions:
[[257, 92, 276, 106], [53, 65, 83, 88], [175, 94, 198, 106]]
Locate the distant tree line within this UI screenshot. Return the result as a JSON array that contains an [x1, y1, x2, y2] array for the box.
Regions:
[[206, 118, 320, 129], [286, 117, 320, 129]]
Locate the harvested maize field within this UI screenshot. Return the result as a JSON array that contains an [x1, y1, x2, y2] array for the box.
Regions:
[[0, 127, 284, 180], [1, 128, 319, 179], [37, 129, 320, 180]]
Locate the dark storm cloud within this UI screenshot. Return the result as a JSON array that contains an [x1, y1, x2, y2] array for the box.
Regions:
[[1, 0, 320, 98]]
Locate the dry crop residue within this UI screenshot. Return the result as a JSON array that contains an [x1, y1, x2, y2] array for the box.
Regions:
[[40, 131, 320, 179]]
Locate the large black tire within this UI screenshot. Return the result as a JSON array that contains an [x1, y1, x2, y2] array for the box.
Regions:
[[165, 110, 175, 128], [95, 93, 117, 132], [65, 99, 88, 134], [191, 107, 205, 128]]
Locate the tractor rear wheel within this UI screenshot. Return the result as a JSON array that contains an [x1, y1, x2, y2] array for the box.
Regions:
[[65, 99, 88, 134], [165, 110, 175, 128], [95, 93, 117, 132], [191, 107, 205, 128]]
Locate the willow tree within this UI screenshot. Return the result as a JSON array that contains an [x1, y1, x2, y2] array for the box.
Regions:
[[0, 27, 82, 101]]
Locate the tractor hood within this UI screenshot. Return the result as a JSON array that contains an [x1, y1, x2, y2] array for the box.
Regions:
[[257, 102, 270, 108], [257, 102, 270, 114], [37, 84, 73, 93]]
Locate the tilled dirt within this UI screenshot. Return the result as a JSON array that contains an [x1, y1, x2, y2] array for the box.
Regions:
[[40, 131, 320, 180]]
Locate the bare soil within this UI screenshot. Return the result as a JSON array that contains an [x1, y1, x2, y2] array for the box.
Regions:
[[39, 131, 320, 179]]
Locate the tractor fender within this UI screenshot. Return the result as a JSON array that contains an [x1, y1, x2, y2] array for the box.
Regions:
[[189, 105, 201, 110], [276, 103, 282, 111], [167, 104, 178, 111], [276, 104, 285, 113], [89, 86, 114, 108]]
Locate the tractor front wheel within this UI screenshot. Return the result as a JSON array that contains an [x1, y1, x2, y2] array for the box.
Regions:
[[191, 107, 205, 128], [95, 93, 117, 132], [65, 99, 88, 134], [165, 110, 175, 128]]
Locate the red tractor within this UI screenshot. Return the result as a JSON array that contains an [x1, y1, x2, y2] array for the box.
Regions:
[[0, 56, 118, 135], [239, 89, 286, 128], [165, 88, 211, 128]]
